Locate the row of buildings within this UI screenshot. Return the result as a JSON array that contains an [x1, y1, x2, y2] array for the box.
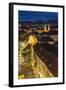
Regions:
[[18, 21, 58, 33]]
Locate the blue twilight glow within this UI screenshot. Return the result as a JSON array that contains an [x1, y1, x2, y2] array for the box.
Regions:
[[19, 10, 58, 22]]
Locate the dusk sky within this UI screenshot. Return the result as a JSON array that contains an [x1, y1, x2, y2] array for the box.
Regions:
[[18, 10, 58, 22]]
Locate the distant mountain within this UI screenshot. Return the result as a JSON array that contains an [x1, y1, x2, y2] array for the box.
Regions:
[[47, 20, 58, 24], [19, 19, 58, 25], [35, 20, 45, 24], [19, 21, 33, 25]]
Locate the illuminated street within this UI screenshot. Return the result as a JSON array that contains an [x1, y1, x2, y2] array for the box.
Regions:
[[18, 35, 55, 79]]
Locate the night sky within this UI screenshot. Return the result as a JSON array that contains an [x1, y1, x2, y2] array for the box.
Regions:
[[18, 10, 58, 22]]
